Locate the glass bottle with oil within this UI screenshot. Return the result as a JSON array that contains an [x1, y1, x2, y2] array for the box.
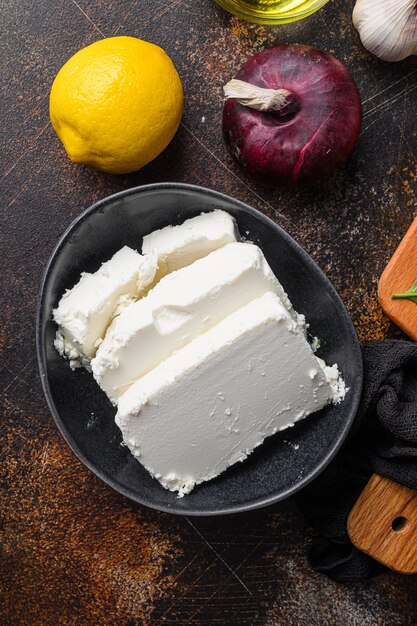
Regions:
[[214, 0, 330, 24]]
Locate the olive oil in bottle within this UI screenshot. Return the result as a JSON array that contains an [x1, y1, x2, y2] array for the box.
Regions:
[[215, 0, 330, 24]]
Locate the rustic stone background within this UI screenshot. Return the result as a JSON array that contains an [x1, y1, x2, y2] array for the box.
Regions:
[[1, 0, 416, 624]]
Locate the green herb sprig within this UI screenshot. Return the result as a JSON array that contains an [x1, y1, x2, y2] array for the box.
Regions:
[[392, 280, 417, 304]]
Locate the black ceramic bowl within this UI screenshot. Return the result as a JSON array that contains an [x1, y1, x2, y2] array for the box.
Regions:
[[37, 183, 362, 516]]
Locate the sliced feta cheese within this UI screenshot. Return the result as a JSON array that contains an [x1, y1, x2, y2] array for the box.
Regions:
[[92, 242, 301, 403], [53, 246, 157, 368], [142, 210, 239, 279], [116, 292, 344, 497]]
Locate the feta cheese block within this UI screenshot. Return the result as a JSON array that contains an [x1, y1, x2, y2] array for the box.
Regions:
[[116, 292, 345, 497], [92, 242, 302, 403], [53, 246, 157, 369], [142, 210, 239, 280]]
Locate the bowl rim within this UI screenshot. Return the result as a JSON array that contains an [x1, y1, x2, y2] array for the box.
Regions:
[[36, 182, 363, 516]]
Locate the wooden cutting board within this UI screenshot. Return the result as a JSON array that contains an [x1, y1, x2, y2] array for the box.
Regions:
[[348, 217, 417, 574], [378, 216, 417, 340], [348, 475, 417, 574]]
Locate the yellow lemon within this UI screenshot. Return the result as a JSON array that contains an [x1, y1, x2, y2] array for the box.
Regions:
[[49, 36, 183, 174]]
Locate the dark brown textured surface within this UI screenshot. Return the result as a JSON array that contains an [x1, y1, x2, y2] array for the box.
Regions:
[[1, 0, 416, 624]]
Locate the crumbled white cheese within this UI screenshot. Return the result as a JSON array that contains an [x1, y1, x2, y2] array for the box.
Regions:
[[116, 292, 344, 497], [54, 331, 83, 370], [142, 210, 239, 280], [92, 242, 302, 403], [53, 246, 157, 367]]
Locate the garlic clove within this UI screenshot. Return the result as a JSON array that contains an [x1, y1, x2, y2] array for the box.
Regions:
[[353, 0, 417, 62]]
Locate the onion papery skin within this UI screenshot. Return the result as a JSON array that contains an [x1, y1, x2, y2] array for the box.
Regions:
[[222, 45, 363, 189]]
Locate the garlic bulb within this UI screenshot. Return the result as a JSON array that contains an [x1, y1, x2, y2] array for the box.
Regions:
[[353, 0, 417, 62]]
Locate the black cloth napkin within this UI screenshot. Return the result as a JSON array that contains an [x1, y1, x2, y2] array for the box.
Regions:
[[295, 340, 417, 582]]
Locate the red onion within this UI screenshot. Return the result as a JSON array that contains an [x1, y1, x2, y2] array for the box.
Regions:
[[222, 45, 362, 188]]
